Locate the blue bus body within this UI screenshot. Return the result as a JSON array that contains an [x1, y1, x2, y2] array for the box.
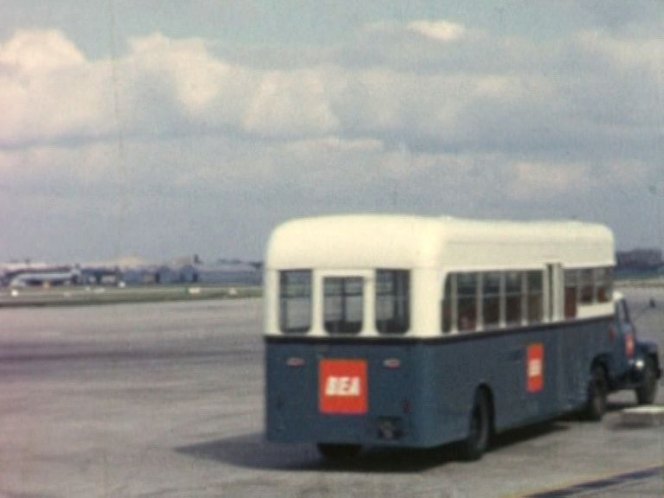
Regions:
[[266, 317, 612, 448]]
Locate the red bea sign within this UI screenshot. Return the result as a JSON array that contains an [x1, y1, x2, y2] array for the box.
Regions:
[[527, 343, 544, 393], [319, 360, 368, 415]]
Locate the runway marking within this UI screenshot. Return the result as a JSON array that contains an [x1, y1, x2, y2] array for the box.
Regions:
[[522, 465, 663, 497]]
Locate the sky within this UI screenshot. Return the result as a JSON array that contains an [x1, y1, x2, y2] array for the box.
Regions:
[[0, 1, 662, 263]]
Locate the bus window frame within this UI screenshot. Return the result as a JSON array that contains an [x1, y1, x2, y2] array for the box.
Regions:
[[456, 272, 480, 333], [314, 269, 376, 337], [375, 269, 411, 336], [579, 268, 594, 304], [564, 269, 578, 319], [504, 270, 523, 327], [323, 276, 364, 336], [563, 266, 615, 319], [595, 267, 613, 303], [526, 270, 544, 324], [442, 273, 457, 334], [279, 269, 313, 334], [442, 268, 547, 335], [482, 271, 502, 330]]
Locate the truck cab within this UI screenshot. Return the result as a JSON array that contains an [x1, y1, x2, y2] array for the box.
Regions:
[[606, 293, 661, 404]]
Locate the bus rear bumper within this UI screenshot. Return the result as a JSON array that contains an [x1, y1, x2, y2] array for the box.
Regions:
[[266, 414, 437, 447]]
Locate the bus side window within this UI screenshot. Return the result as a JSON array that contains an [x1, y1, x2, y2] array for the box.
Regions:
[[527, 271, 543, 324], [280, 270, 312, 334], [457, 273, 478, 332], [580, 269, 594, 304], [596, 267, 613, 303], [442, 274, 455, 333], [483, 272, 501, 329], [564, 269, 577, 319], [505, 271, 522, 326]]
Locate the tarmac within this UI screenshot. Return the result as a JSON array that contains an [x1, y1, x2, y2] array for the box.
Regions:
[[0, 286, 661, 497]]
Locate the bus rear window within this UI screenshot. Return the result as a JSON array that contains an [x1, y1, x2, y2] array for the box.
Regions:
[[279, 270, 312, 334], [376, 270, 410, 334], [324, 277, 363, 335]]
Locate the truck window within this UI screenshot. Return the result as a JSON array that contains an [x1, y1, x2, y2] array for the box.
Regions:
[[616, 299, 630, 324]]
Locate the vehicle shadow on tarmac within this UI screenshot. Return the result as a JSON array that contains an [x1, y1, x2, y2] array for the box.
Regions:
[[176, 420, 571, 473]]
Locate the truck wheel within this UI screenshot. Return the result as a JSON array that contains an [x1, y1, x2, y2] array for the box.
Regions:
[[635, 357, 658, 405], [459, 389, 491, 461], [317, 443, 361, 461], [584, 365, 607, 421]]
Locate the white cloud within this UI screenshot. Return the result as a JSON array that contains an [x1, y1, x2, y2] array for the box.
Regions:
[[1, 25, 660, 158], [407, 20, 467, 42], [0, 29, 84, 72], [127, 33, 232, 114], [0, 30, 114, 146], [242, 69, 339, 137], [1, 21, 662, 260]]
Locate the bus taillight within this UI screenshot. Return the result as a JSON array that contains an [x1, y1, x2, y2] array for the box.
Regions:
[[383, 358, 401, 369], [286, 357, 306, 367]]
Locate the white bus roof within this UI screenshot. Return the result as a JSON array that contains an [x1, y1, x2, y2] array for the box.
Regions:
[[266, 214, 615, 270]]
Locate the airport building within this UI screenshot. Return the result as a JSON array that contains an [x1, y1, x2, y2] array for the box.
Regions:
[[0, 258, 262, 288], [616, 248, 664, 273]]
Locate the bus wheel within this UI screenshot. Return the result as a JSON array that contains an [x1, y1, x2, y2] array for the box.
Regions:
[[584, 365, 607, 421], [459, 390, 491, 461], [317, 443, 361, 461], [635, 356, 658, 405]]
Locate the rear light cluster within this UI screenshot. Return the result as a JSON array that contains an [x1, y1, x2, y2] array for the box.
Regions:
[[286, 357, 305, 367]]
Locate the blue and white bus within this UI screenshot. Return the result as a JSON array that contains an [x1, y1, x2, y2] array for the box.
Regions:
[[264, 215, 660, 460]]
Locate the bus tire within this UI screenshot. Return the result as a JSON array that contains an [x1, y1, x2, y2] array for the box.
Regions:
[[584, 365, 607, 421], [316, 443, 361, 461], [459, 389, 491, 461], [635, 356, 658, 405]]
